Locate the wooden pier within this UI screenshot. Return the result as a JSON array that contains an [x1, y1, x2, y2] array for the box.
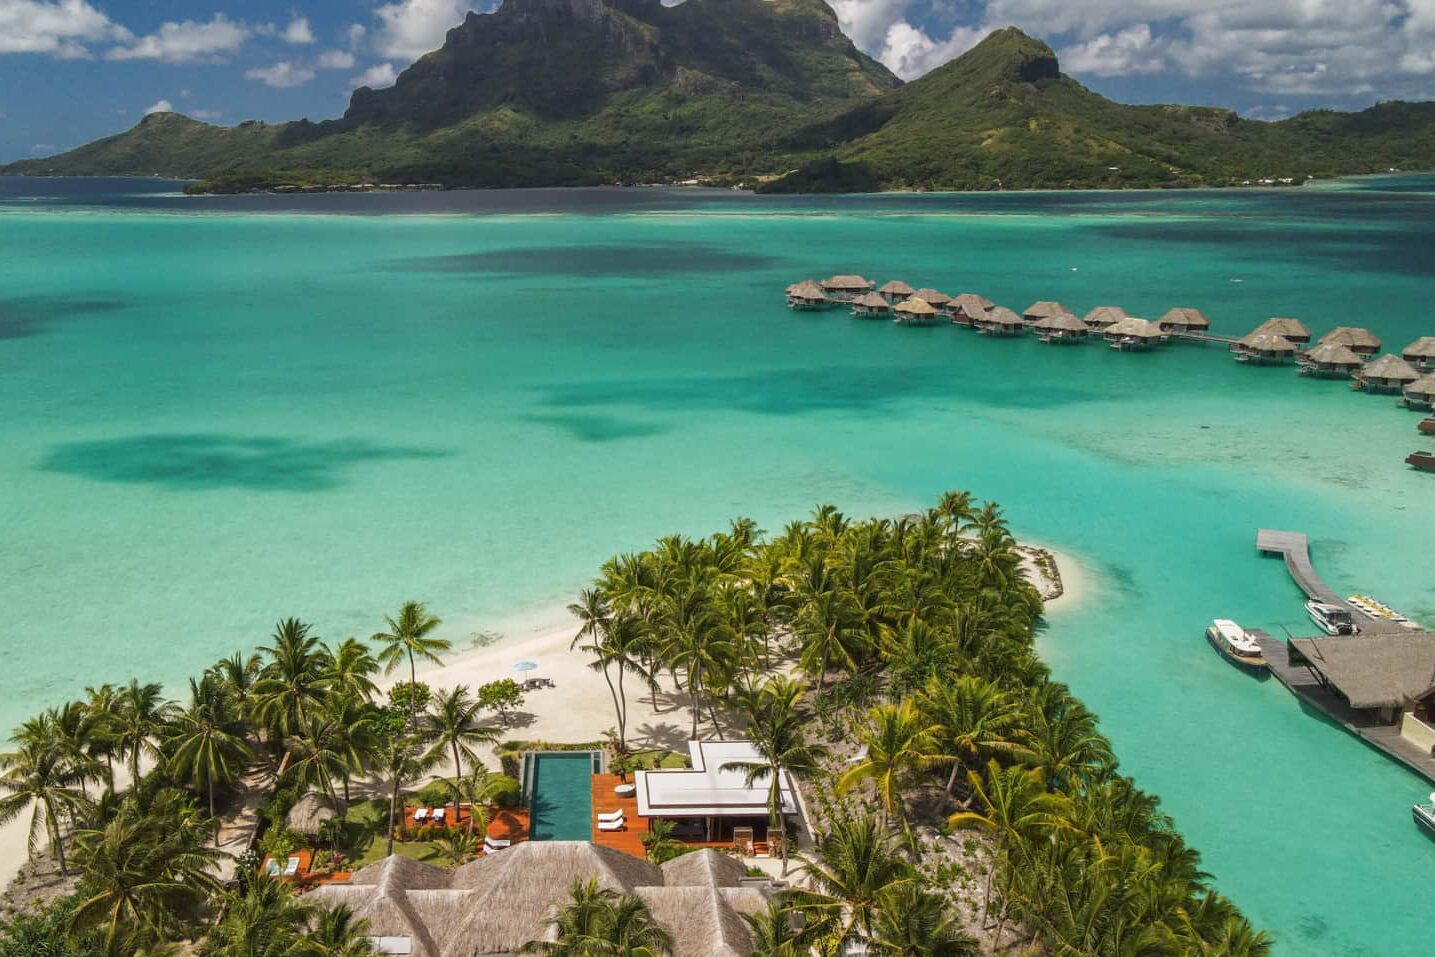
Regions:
[[1255, 529, 1348, 607]]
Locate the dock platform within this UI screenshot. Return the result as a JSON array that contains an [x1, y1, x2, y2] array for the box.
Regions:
[[1255, 529, 1411, 635], [1252, 632, 1435, 785]]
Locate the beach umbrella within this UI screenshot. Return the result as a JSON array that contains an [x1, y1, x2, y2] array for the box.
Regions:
[[513, 660, 539, 680]]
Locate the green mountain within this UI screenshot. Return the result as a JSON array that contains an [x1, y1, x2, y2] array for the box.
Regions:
[[2, 0, 897, 188], [764, 28, 1435, 191], [6, 10, 1435, 192]]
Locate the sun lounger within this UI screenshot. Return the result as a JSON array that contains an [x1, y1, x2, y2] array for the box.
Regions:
[[597, 814, 625, 832], [597, 809, 624, 823], [264, 858, 282, 876], [413, 807, 429, 822], [484, 837, 511, 852], [431, 807, 446, 824], [283, 856, 301, 877]]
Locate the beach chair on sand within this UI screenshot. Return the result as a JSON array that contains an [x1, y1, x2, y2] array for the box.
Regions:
[[598, 812, 626, 832], [413, 807, 429, 823]]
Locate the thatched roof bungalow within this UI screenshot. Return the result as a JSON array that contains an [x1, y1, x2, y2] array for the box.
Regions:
[[819, 275, 875, 301], [1234, 332, 1297, 365], [286, 792, 338, 836], [1298, 342, 1365, 379], [975, 306, 1025, 337], [1355, 353, 1420, 394], [1032, 312, 1088, 344], [306, 843, 775, 957], [948, 293, 992, 326], [1252, 317, 1312, 345], [876, 279, 915, 302], [1083, 305, 1127, 331], [893, 296, 941, 327], [786, 279, 829, 311], [910, 288, 952, 310], [1024, 301, 1071, 325], [1287, 633, 1435, 718], [1404, 373, 1435, 410], [1318, 326, 1382, 356], [1402, 336, 1435, 370], [850, 292, 892, 319], [1158, 307, 1211, 335], [1103, 317, 1164, 352]]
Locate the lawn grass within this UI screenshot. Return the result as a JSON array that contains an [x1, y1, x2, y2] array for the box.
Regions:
[[341, 798, 446, 869]]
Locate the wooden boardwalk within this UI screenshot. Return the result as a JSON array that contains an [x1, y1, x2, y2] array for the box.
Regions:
[[1255, 529, 1415, 636], [1253, 632, 1435, 785]]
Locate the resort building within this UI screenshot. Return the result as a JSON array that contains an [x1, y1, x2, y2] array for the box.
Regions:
[[948, 293, 993, 326], [1354, 354, 1420, 394], [1032, 311, 1088, 344], [306, 842, 778, 957], [1285, 632, 1435, 757], [974, 306, 1025, 336], [634, 740, 799, 850], [1234, 332, 1297, 365], [876, 279, 915, 303], [1250, 317, 1312, 345], [1317, 326, 1382, 356], [1023, 301, 1072, 325], [1403, 373, 1435, 410], [819, 275, 875, 301], [910, 288, 952, 312], [850, 292, 893, 319], [785, 280, 829, 311], [1402, 336, 1435, 371], [1158, 307, 1211, 335], [893, 296, 941, 326], [1299, 342, 1366, 379], [1082, 305, 1127, 331], [1103, 316, 1164, 351]]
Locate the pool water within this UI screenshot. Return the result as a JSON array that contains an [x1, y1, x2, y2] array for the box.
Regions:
[[528, 753, 596, 841]]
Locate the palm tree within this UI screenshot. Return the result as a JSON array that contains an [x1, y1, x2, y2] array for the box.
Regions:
[[38, 703, 104, 798], [920, 675, 1027, 797], [372, 711, 439, 857], [0, 739, 88, 875], [792, 580, 864, 693], [792, 812, 918, 948], [316, 691, 378, 808], [868, 885, 978, 957], [423, 685, 498, 814], [204, 873, 315, 956], [83, 683, 124, 792], [836, 701, 940, 828], [1017, 686, 1114, 789], [432, 831, 480, 866], [208, 652, 264, 726], [285, 713, 352, 808], [519, 878, 672, 956], [255, 618, 331, 745], [720, 676, 825, 875], [311, 903, 376, 957], [451, 764, 506, 837], [113, 679, 176, 788], [372, 601, 449, 713], [324, 637, 381, 702], [165, 674, 253, 842], [571, 597, 651, 751], [742, 902, 811, 957]]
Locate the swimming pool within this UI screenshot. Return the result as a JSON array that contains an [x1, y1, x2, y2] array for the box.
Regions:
[[527, 752, 597, 841]]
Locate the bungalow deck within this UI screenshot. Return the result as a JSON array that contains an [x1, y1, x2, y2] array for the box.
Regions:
[[589, 773, 763, 859]]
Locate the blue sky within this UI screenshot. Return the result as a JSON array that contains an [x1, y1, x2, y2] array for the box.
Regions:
[[3, 0, 1434, 162]]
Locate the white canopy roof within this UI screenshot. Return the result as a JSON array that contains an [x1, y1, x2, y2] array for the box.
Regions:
[[635, 741, 798, 818]]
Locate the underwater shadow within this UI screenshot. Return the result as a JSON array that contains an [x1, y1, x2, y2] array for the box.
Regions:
[[388, 242, 779, 278], [524, 413, 671, 443], [39, 434, 452, 492], [0, 297, 128, 340]]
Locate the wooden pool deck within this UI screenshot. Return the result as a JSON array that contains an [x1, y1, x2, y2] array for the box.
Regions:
[[588, 773, 746, 859], [403, 805, 530, 843]]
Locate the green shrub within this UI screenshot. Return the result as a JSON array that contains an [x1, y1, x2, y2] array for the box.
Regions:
[[259, 825, 304, 862], [414, 780, 453, 808], [259, 786, 298, 828], [488, 775, 521, 809], [0, 895, 98, 957]]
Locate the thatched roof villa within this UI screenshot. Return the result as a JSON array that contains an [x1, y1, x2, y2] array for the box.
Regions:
[[1299, 342, 1365, 379], [785, 279, 829, 311], [1082, 305, 1127, 331], [819, 275, 875, 301], [1234, 332, 1297, 365], [975, 306, 1025, 336], [1103, 317, 1164, 352], [1252, 317, 1312, 345], [948, 293, 993, 326], [1404, 372, 1435, 410], [1355, 353, 1420, 393], [286, 792, 339, 836], [1318, 326, 1382, 356], [910, 288, 952, 311], [1032, 311, 1088, 344], [1158, 307, 1211, 335], [1023, 301, 1071, 325], [850, 291, 893, 319], [1402, 336, 1435, 370], [893, 296, 941, 326], [876, 279, 915, 303], [306, 843, 776, 957]]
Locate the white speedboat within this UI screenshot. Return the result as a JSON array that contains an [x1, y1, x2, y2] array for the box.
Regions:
[[1305, 600, 1357, 636], [1205, 619, 1268, 675], [1414, 793, 1435, 840]]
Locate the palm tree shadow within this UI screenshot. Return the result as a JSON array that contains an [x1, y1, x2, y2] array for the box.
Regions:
[[628, 721, 688, 752]]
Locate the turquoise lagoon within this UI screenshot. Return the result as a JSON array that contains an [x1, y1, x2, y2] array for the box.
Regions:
[[1, 176, 1433, 953]]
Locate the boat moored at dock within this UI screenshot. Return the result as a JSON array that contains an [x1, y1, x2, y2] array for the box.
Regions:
[[1205, 619, 1268, 674], [1306, 600, 1358, 635], [1415, 794, 1435, 839]]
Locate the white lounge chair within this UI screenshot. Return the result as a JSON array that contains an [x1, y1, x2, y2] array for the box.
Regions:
[[413, 807, 429, 822], [597, 814, 625, 832], [484, 837, 511, 852], [283, 856, 301, 877], [597, 809, 624, 823], [431, 807, 446, 824]]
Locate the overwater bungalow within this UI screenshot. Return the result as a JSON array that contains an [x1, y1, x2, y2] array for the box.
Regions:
[[786, 279, 830, 311], [1233, 332, 1297, 365], [876, 279, 915, 303], [1318, 326, 1382, 356], [1404, 373, 1435, 410], [1024, 301, 1072, 325], [1402, 336, 1435, 370], [893, 296, 941, 326], [819, 275, 875, 301], [1299, 342, 1365, 379], [850, 292, 893, 319], [1032, 312, 1089, 344], [975, 306, 1025, 336], [1103, 317, 1164, 352], [1083, 305, 1127, 331], [948, 293, 993, 326], [910, 288, 952, 312], [1158, 307, 1211, 335], [1354, 353, 1420, 394], [1252, 317, 1312, 345]]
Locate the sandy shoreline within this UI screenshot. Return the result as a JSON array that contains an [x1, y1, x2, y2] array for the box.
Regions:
[[0, 544, 1087, 895]]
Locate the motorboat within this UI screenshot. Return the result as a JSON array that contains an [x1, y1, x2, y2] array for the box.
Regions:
[[1205, 619, 1268, 675], [1407, 451, 1435, 473], [1414, 793, 1435, 840], [1305, 600, 1357, 636]]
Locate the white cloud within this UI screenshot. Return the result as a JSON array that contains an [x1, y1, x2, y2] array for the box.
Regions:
[[0, 0, 129, 57], [373, 0, 474, 59], [830, 0, 913, 52], [282, 16, 315, 45], [245, 60, 316, 88], [143, 99, 173, 115], [318, 49, 356, 69], [191, 108, 221, 120], [878, 21, 987, 80], [346, 23, 367, 48], [30, 142, 55, 153], [351, 62, 399, 89], [107, 14, 249, 63], [1060, 24, 1167, 77]]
